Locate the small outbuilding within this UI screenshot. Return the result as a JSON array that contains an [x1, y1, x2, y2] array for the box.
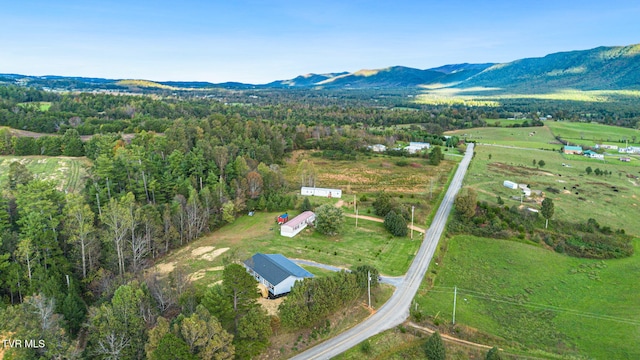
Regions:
[[281, 211, 316, 237], [503, 180, 518, 189], [301, 187, 342, 198], [244, 253, 314, 298]]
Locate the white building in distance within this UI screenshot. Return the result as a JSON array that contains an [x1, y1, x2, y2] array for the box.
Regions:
[[301, 187, 342, 198], [405, 142, 431, 154]]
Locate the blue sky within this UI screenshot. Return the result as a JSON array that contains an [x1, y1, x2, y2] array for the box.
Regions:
[[1, 0, 639, 83]]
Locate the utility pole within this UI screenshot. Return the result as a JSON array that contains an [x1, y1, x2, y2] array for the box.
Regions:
[[411, 206, 415, 239], [355, 207, 358, 228], [367, 271, 371, 309], [452, 286, 457, 325]]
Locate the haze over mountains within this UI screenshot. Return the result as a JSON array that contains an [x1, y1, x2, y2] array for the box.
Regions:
[[2, 44, 639, 93]]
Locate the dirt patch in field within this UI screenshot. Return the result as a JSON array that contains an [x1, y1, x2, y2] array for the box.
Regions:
[[191, 246, 216, 257], [257, 297, 284, 316], [201, 247, 230, 261], [189, 266, 224, 282]]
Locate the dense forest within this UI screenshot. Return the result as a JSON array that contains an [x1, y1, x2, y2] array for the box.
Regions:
[[0, 84, 639, 359]]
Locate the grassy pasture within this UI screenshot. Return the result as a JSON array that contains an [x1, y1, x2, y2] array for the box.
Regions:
[[17, 101, 51, 111], [483, 118, 530, 126], [282, 150, 459, 225], [466, 144, 640, 236], [547, 120, 640, 148], [444, 125, 562, 151], [0, 156, 90, 193], [416, 235, 640, 359]]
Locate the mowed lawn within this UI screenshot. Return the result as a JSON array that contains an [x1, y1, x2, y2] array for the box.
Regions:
[[0, 155, 90, 193], [465, 144, 640, 236], [444, 125, 562, 151], [153, 210, 422, 290], [547, 120, 640, 148], [416, 235, 640, 359]]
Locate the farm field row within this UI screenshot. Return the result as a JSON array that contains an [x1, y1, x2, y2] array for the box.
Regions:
[[547, 120, 640, 148], [444, 125, 562, 151], [466, 144, 640, 236], [0, 155, 89, 193], [416, 235, 640, 359], [282, 151, 459, 225]]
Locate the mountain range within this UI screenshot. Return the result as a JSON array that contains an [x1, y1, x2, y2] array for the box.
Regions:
[[2, 44, 639, 93]]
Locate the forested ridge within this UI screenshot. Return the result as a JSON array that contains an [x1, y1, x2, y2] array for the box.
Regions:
[[0, 83, 639, 359]]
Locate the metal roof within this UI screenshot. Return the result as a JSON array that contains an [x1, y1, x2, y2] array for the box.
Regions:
[[244, 253, 314, 285], [282, 211, 315, 229]]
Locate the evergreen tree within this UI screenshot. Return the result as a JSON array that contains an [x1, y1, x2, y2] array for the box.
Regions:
[[429, 146, 444, 165], [300, 197, 313, 212], [486, 346, 502, 360], [151, 333, 197, 360], [315, 204, 344, 236], [372, 191, 394, 217], [384, 210, 408, 237], [424, 331, 446, 360]]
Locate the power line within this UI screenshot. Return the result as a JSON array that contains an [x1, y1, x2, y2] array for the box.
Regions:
[[426, 287, 640, 326]]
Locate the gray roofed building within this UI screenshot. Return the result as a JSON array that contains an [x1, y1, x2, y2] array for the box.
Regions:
[[243, 253, 314, 297]]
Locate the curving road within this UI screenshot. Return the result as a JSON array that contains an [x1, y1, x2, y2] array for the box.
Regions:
[[290, 143, 474, 360]]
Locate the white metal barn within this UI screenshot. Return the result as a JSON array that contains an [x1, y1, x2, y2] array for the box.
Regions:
[[280, 211, 316, 238], [503, 180, 518, 189], [243, 253, 314, 298], [300, 187, 342, 198]]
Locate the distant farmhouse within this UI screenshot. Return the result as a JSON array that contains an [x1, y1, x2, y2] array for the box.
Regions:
[[367, 144, 387, 152], [595, 144, 618, 150], [405, 142, 431, 154], [243, 253, 314, 298], [301, 187, 342, 198], [583, 150, 604, 160], [619, 146, 640, 154], [281, 211, 316, 238], [563, 145, 583, 155]]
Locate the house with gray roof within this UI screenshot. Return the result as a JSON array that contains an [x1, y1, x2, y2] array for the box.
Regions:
[[243, 253, 314, 298]]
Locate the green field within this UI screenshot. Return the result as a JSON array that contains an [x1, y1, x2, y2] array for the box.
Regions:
[[0, 156, 89, 193], [547, 121, 640, 148], [17, 101, 52, 111], [444, 126, 562, 151], [416, 235, 640, 359], [483, 118, 530, 126], [464, 144, 640, 236]]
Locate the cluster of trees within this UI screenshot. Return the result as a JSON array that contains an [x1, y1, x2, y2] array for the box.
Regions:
[[0, 128, 85, 156], [584, 166, 613, 176], [449, 190, 633, 259], [279, 266, 378, 330], [373, 192, 412, 236]]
